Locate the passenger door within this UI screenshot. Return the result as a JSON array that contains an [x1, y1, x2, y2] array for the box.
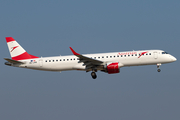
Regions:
[[39, 59, 43, 67], [154, 51, 158, 59]]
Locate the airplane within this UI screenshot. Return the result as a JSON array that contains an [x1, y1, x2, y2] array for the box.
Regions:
[[4, 37, 177, 79]]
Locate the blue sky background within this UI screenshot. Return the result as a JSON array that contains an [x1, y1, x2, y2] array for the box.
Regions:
[[0, 0, 180, 120]]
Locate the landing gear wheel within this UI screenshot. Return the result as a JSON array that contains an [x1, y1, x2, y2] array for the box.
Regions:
[[157, 63, 161, 73], [157, 69, 161, 72], [91, 72, 97, 79]]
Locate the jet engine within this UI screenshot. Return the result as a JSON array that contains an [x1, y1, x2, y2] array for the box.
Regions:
[[104, 62, 121, 74]]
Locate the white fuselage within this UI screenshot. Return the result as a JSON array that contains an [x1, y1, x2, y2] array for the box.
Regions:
[[5, 37, 177, 79], [17, 50, 176, 72]]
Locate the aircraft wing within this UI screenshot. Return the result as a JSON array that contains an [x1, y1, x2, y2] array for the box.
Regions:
[[4, 58, 25, 64], [70, 47, 104, 69]]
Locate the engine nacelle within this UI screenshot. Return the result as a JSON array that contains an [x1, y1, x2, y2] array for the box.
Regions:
[[105, 62, 120, 74]]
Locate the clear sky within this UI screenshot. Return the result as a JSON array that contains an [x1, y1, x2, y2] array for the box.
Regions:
[[0, 0, 180, 120]]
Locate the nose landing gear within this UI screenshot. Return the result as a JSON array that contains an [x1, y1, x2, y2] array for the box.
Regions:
[[157, 69, 161, 72], [157, 63, 161, 72]]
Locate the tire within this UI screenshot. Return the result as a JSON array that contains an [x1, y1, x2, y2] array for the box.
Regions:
[[157, 69, 161, 72], [91, 72, 97, 79]]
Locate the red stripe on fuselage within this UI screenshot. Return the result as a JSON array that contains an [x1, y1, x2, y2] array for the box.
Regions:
[[6, 37, 15, 43], [12, 52, 39, 60]]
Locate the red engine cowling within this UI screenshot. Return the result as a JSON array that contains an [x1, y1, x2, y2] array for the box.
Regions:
[[106, 62, 120, 74]]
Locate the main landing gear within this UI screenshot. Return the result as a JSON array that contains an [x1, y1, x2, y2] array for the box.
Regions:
[[91, 72, 97, 79], [157, 63, 161, 72], [91, 69, 97, 79]]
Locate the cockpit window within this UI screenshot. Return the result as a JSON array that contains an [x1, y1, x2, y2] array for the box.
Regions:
[[162, 52, 168, 54]]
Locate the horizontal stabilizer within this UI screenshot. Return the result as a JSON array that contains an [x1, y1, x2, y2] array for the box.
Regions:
[[4, 58, 24, 64]]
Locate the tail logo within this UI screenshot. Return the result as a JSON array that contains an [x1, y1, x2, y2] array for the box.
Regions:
[[11, 46, 19, 52]]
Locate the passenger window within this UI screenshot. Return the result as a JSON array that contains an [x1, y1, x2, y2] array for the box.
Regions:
[[102, 56, 104, 58], [98, 57, 100, 59], [56, 60, 58, 62], [49, 60, 51, 62], [63, 59, 65, 61], [135, 54, 137, 56], [117, 55, 119, 57], [149, 53, 151, 55], [132, 55, 133, 56], [110, 56, 112, 58], [60, 59, 61, 61], [128, 55, 130, 57], [45, 60, 47, 62], [121, 55, 123, 57], [124, 55, 126, 57], [146, 54, 148, 55], [106, 56, 108, 58], [67, 59, 69, 61]]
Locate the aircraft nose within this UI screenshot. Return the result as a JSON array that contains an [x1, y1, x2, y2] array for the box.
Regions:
[[171, 56, 177, 62]]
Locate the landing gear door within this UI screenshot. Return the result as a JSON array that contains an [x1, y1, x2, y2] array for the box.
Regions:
[[154, 52, 158, 59], [39, 59, 43, 67]]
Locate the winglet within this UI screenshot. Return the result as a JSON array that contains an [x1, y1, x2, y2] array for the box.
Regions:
[[69, 47, 80, 55]]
